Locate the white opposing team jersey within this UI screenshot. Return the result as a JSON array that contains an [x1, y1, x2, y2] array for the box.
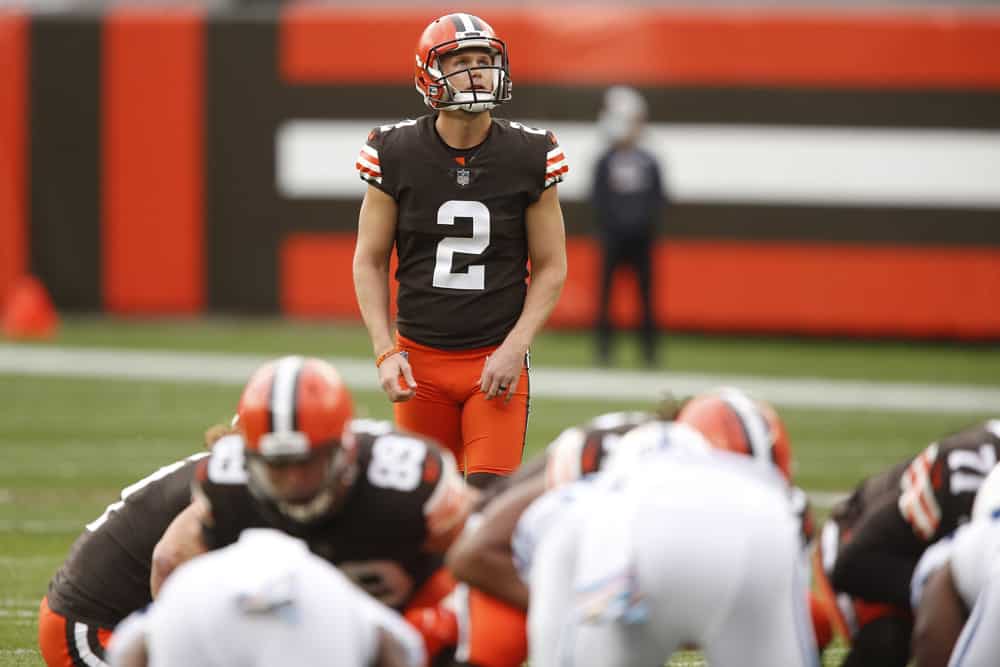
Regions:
[[940, 516, 1000, 666], [117, 529, 424, 667], [512, 477, 600, 583], [522, 422, 711, 579], [950, 518, 1000, 609], [525, 446, 815, 667]]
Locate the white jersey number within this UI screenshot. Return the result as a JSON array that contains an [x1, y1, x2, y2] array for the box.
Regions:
[[367, 435, 427, 492], [206, 435, 248, 485], [432, 200, 490, 290]]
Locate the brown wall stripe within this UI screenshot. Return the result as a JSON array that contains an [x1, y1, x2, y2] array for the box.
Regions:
[[103, 9, 204, 314], [275, 83, 1000, 131], [30, 15, 102, 311], [206, 18, 282, 312], [281, 7, 1000, 89], [0, 13, 28, 301]]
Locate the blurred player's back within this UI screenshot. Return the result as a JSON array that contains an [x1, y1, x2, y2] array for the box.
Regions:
[[145, 529, 382, 666]]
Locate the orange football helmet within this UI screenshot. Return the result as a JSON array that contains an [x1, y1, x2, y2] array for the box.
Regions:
[[237, 356, 355, 522], [414, 13, 511, 113], [677, 387, 793, 481]]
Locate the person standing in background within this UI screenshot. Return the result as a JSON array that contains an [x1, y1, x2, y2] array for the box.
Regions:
[[592, 86, 665, 368]]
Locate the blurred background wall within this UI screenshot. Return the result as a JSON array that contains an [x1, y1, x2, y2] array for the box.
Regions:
[[2, 2, 999, 339]]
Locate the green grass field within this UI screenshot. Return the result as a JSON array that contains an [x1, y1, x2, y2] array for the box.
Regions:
[[1, 318, 997, 666]]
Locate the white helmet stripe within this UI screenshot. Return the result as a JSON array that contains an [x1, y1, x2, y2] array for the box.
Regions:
[[720, 388, 772, 468], [458, 13, 476, 32], [270, 356, 304, 434]]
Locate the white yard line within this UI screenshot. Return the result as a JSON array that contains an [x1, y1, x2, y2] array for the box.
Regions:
[[0, 344, 987, 531], [1, 343, 997, 414]]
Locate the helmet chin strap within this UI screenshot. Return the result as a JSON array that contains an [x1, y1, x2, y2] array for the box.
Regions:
[[441, 94, 497, 114], [247, 456, 342, 524], [277, 487, 337, 523]]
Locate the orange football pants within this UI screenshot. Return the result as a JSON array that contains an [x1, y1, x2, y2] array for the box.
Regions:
[[38, 597, 113, 667], [395, 333, 529, 476], [454, 585, 528, 667]]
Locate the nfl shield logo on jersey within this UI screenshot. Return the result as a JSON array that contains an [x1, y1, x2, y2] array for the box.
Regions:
[[456, 168, 471, 187]]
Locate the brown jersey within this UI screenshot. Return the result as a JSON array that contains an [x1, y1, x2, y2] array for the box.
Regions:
[[356, 114, 567, 349], [46, 453, 208, 627], [195, 420, 472, 609], [828, 420, 1000, 607]]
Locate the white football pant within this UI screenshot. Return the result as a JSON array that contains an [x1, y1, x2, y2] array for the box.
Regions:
[[528, 453, 818, 667]]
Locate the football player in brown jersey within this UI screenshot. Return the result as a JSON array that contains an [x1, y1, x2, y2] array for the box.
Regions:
[[812, 420, 1000, 667], [37, 425, 234, 667], [150, 356, 479, 657], [352, 12, 568, 491]]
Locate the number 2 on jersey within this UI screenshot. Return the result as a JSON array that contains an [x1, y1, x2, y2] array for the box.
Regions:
[[432, 200, 490, 290]]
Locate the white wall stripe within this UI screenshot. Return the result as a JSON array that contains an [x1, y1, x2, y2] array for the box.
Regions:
[[276, 119, 1000, 208], [270, 356, 304, 434]]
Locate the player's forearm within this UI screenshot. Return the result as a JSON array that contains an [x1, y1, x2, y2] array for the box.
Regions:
[[912, 566, 967, 667], [352, 258, 395, 355], [150, 501, 208, 598], [504, 261, 566, 349], [448, 546, 529, 610]]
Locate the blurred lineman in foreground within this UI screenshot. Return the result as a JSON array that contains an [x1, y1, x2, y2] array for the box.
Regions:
[[521, 428, 816, 666], [444, 388, 825, 666], [108, 529, 424, 667], [813, 420, 1000, 667], [910, 450, 1000, 667]]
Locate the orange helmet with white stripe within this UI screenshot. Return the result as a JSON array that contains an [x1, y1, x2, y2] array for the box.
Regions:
[[237, 356, 355, 523], [414, 13, 511, 113], [677, 387, 793, 482]]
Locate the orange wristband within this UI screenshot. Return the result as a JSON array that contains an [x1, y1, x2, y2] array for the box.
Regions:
[[375, 347, 403, 368]]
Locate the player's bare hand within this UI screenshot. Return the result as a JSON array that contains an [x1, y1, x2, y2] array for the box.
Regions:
[[378, 352, 417, 402], [479, 343, 525, 402]]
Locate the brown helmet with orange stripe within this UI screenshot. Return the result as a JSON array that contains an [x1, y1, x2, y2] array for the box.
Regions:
[[237, 356, 355, 524], [677, 387, 793, 482], [414, 13, 512, 113]]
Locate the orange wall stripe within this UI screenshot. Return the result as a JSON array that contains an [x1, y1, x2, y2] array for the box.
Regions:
[[281, 234, 398, 320], [0, 12, 28, 301], [281, 7, 1000, 89], [103, 9, 204, 313], [281, 234, 1000, 340]]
